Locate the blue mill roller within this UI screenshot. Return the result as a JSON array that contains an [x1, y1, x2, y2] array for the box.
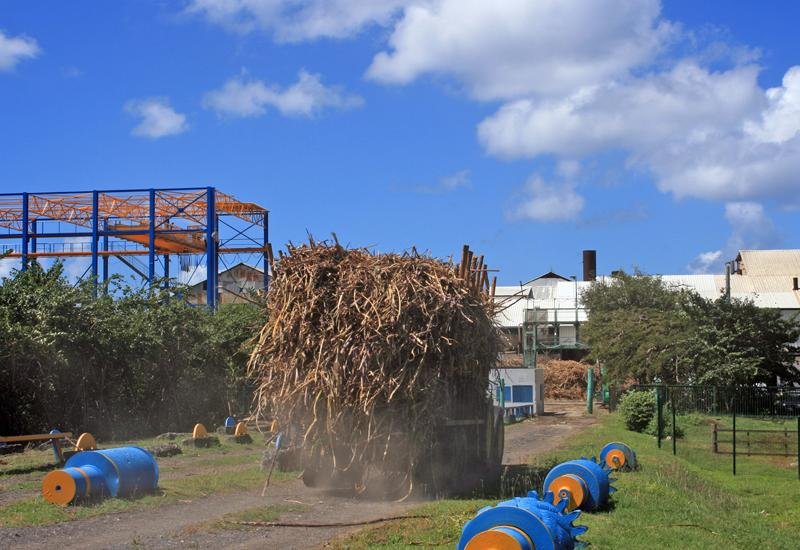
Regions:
[[543, 458, 615, 512], [42, 447, 159, 505], [458, 491, 587, 550], [599, 442, 637, 471]]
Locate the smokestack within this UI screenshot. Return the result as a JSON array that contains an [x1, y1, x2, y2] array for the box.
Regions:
[[582, 250, 597, 281], [794, 277, 799, 291]]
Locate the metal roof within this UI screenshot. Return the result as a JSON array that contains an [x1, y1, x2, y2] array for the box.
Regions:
[[493, 271, 800, 327], [737, 250, 800, 276]]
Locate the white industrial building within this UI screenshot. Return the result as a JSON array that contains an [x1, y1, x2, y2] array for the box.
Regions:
[[490, 249, 800, 413]]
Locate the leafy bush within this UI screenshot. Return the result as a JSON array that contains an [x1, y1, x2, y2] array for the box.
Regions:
[[618, 390, 655, 432], [0, 262, 263, 439]]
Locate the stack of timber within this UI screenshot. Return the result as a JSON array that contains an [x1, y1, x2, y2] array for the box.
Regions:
[[248, 239, 502, 498]]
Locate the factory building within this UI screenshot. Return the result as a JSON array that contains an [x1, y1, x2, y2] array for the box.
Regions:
[[492, 249, 800, 357], [185, 262, 264, 305], [490, 249, 800, 413]]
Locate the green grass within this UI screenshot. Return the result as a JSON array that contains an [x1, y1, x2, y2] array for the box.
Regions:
[[334, 413, 800, 549]]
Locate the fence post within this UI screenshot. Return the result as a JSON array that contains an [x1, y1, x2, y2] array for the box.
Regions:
[[672, 390, 677, 456], [796, 417, 799, 481], [656, 387, 663, 449], [732, 409, 737, 476], [712, 422, 718, 453]]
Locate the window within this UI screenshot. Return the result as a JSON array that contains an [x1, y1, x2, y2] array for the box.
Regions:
[[512, 385, 533, 403], [496, 385, 512, 403]]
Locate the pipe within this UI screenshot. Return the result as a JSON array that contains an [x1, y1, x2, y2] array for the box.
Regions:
[[582, 250, 596, 282]]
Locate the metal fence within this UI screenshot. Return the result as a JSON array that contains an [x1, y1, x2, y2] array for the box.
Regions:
[[622, 384, 800, 478], [629, 384, 800, 418]]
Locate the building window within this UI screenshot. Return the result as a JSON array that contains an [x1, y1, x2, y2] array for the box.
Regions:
[[496, 386, 512, 403], [512, 385, 533, 403]]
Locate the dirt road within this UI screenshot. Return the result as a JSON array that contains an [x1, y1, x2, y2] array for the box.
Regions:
[[0, 401, 598, 549], [503, 400, 599, 466]]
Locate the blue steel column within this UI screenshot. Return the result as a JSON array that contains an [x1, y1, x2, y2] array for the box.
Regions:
[[163, 254, 170, 287], [21, 192, 29, 271], [206, 187, 217, 308], [263, 212, 269, 292], [91, 191, 99, 296], [30, 218, 37, 255], [102, 218, 109, 290], [148, 189, 156, 287]]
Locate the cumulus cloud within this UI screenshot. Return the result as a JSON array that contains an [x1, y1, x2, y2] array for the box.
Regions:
[[687, 250, 723, 274], [687, 201, 781, 273], [125, 98, 188, 139], [508, 175, 585, 223], [367, 0, 672, 100], [0, 30, 40, 71], [203, 70, 363, 118], [185, 0, 408, 41], [479, 62, 800, 202], [723, 201, 780, 251]]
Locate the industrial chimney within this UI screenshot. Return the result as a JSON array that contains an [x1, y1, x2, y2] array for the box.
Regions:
[[582, 250, 597, 281]]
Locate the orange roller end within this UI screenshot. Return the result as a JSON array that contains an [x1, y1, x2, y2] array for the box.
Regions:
[[548, 474, 585, 511], [605, 449, 626, 469], [42, 470, 77, 506]]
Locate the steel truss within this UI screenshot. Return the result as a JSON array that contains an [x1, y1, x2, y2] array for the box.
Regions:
[[0, 187, 269, 308]]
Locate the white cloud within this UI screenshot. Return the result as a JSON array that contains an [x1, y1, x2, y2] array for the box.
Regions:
[[723, 201, 780, 251], [479, 62, 800, 202], [125, 98, 188, 139], [688, 201, 781, 273], [203, 70, 363, 118], [743, 66, 800, 144], [0, 30, 40, 71], [508, 175, 584, 223], [367, 0, 673, 100], [687, 250, 722, 274], [185, 0, 408, 41]]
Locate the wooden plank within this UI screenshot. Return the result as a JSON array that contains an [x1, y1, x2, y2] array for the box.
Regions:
[[0, 432, 72, 443]]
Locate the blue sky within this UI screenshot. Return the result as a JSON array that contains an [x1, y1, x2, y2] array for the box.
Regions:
[[1, 1, 798, 284]]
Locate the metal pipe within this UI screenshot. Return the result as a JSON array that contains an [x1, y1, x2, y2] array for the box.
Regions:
[[725, 261, 732, 302]]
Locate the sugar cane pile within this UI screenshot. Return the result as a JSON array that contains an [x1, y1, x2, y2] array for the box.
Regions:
[[541, 359, 599, 400], [248, 239, 502, 498]]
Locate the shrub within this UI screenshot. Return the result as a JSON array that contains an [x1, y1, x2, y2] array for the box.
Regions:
[[618, 390, 655, 432]]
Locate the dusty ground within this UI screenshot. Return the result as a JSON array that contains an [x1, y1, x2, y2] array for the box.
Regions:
[[0, 401, 599, 549], [503, 400, 600, 466]]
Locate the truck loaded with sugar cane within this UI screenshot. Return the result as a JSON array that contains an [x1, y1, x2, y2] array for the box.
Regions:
[[248, 239, 504, 498]]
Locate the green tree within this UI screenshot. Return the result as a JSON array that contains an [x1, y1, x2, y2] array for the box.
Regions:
[[582, 271, 799, 387], [683, 295, 799, 386], [582, 272, 693, 384], [0, 261, 264, 438]]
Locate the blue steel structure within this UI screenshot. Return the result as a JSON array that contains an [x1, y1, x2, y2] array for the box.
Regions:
[[0, 187, 270, 308]]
